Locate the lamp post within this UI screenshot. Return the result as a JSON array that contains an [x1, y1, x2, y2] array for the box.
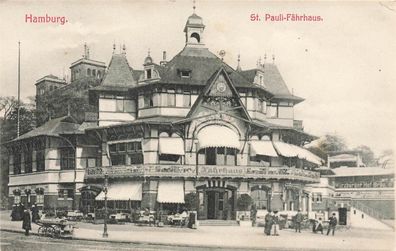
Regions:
[[103, 173, 108, 238]]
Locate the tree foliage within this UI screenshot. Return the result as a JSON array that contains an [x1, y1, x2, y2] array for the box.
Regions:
[[237, 194, 253, 211], [318, 134, 347, 152], [353, 145, 375, 166]]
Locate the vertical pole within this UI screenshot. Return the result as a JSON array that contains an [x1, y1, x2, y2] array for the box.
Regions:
[[103, 173, 108, 238], [17, 41, 21, 138]]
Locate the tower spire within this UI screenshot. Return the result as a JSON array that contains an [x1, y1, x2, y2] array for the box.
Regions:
[[236, 53, 242, 71], [193, 0, 196, 13], [112, 41, 116, 54]]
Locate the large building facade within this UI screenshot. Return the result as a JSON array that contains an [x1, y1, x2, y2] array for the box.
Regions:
[[6, 11, 324, 220]]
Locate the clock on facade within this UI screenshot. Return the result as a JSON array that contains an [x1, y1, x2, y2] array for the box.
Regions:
[[216, 82, 227, 93]]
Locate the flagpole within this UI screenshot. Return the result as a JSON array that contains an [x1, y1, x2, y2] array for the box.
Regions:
[[17, 41, 21, 138]]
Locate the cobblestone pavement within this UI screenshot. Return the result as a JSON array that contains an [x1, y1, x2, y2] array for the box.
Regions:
[[1, 211, 394, 251]]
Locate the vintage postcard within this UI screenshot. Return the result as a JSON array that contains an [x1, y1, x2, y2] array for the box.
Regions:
[[0, 1, 395, 250]]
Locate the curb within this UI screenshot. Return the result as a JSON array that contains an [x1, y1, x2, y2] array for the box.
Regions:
[[0, 227, 273, 250]]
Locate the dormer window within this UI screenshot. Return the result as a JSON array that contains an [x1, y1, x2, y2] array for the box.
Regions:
[[146, 69, 152, 79], [178, 69, 192, 78]]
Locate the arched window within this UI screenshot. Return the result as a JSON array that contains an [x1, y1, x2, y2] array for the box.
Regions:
[[97, 71, 101, 78], [87, 68, 91, 76], [190, 33, 200, 43], [92, 69, 96, 76]]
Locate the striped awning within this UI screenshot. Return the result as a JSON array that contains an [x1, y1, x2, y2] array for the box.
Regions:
[[96, 181, 142, 201], [250, 141, 278, 157], [157, 181, 185, 204], [197, 125, 240, 150], [273, 141, 298, 158], [159, 137, 185, 155], [273, 141, 323, 165]]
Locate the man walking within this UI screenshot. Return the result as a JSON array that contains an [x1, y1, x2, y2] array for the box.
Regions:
[[22, 209, 31, 236], [327, 213, 337, 236], [295, 209, 303, 233]]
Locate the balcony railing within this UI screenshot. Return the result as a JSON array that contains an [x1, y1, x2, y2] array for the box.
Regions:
[[85, 164, 320, 182]]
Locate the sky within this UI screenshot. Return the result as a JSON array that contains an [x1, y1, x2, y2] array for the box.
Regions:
[[0, 1, 395, 156]]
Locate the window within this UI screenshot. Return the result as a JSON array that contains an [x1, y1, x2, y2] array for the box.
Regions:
[[167, 90, 176, 107], [116, 99, 124, 112], [60, 148, 75, 170], [146, 69, 152, 79], [92, 69, 96, 76], [24, 149, 33, 173], [183, 91, 191, 107], [268, 103, 278, 118], [87, 68, 91, 76], [13, 153, 21, 175], [144, 94, 153, 108], [36, 150, 45, 172], [36, 194, 44, 204], [179, 70, 191, 78], [198, 147, 237, 166], [159, 154, 181, 164], [313, 193, 322, 203], [58, 189, 74, 200], [110, 142, 143, 166]]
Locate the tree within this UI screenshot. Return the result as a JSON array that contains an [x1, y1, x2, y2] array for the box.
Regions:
[[184, 192, 198, 211], [318, 134, 347, 152], [353, 145, 375, 166], [0, 96, 36, 209], [236, 194, 253, 211]]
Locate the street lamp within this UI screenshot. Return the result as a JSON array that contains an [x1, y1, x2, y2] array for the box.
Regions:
[[103, 173, 109, 238]]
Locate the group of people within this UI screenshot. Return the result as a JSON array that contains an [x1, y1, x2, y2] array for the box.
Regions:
[[264, 210, 281, 236], [305, 211, 338, 236], [10, 203, 41, 236], [263, 209, 338, 236]]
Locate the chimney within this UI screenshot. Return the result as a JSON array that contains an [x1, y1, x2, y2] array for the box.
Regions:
[[160, 51, 167, 66]]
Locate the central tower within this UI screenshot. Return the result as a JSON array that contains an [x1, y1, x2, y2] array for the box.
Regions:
[[184, 11, 205, 47]]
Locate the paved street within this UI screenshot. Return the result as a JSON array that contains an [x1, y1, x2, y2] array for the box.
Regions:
[[1, 212, 394, 251]]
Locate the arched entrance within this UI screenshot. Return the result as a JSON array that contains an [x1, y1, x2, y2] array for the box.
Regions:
[[196, 181, 237, 220], [251, 185, 271, 210]]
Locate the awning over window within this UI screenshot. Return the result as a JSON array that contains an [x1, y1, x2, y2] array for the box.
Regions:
[[273, 142, 323, 165], [159, 137, 185, 155], [197, 125, 240, 150], [273, 141, 298, 158], [96, 181, 142, 201], [157, 181, 185, 204], [291, 145, 323, 165], [250, 141, 278, 157]]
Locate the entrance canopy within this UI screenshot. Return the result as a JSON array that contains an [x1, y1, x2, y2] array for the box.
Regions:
[[157, 181, 185, 204], [159, 137, 185, 155], [197, 125, 240, 150], [250, 141, 278, 157], [96, 181, 142, 201]]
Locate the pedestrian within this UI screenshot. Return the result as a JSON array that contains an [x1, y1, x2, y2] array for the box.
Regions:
[[264, 210, 272, 235], [295, 209, 303, 233], [272, 211, 280, 236], [315, 218, 324, 234], [31, 203, 40, 223], [11, 204, 18, 221], [22, 209, 32, 236], [251, 204, 257, 227], [327, 213, 338, 236]]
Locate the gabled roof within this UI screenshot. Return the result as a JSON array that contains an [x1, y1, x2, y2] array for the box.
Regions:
[[240, 64, 304, 103], [101, 54, 136, 86], [8, 116, 80, 143], [185, 67, 251, 122]]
